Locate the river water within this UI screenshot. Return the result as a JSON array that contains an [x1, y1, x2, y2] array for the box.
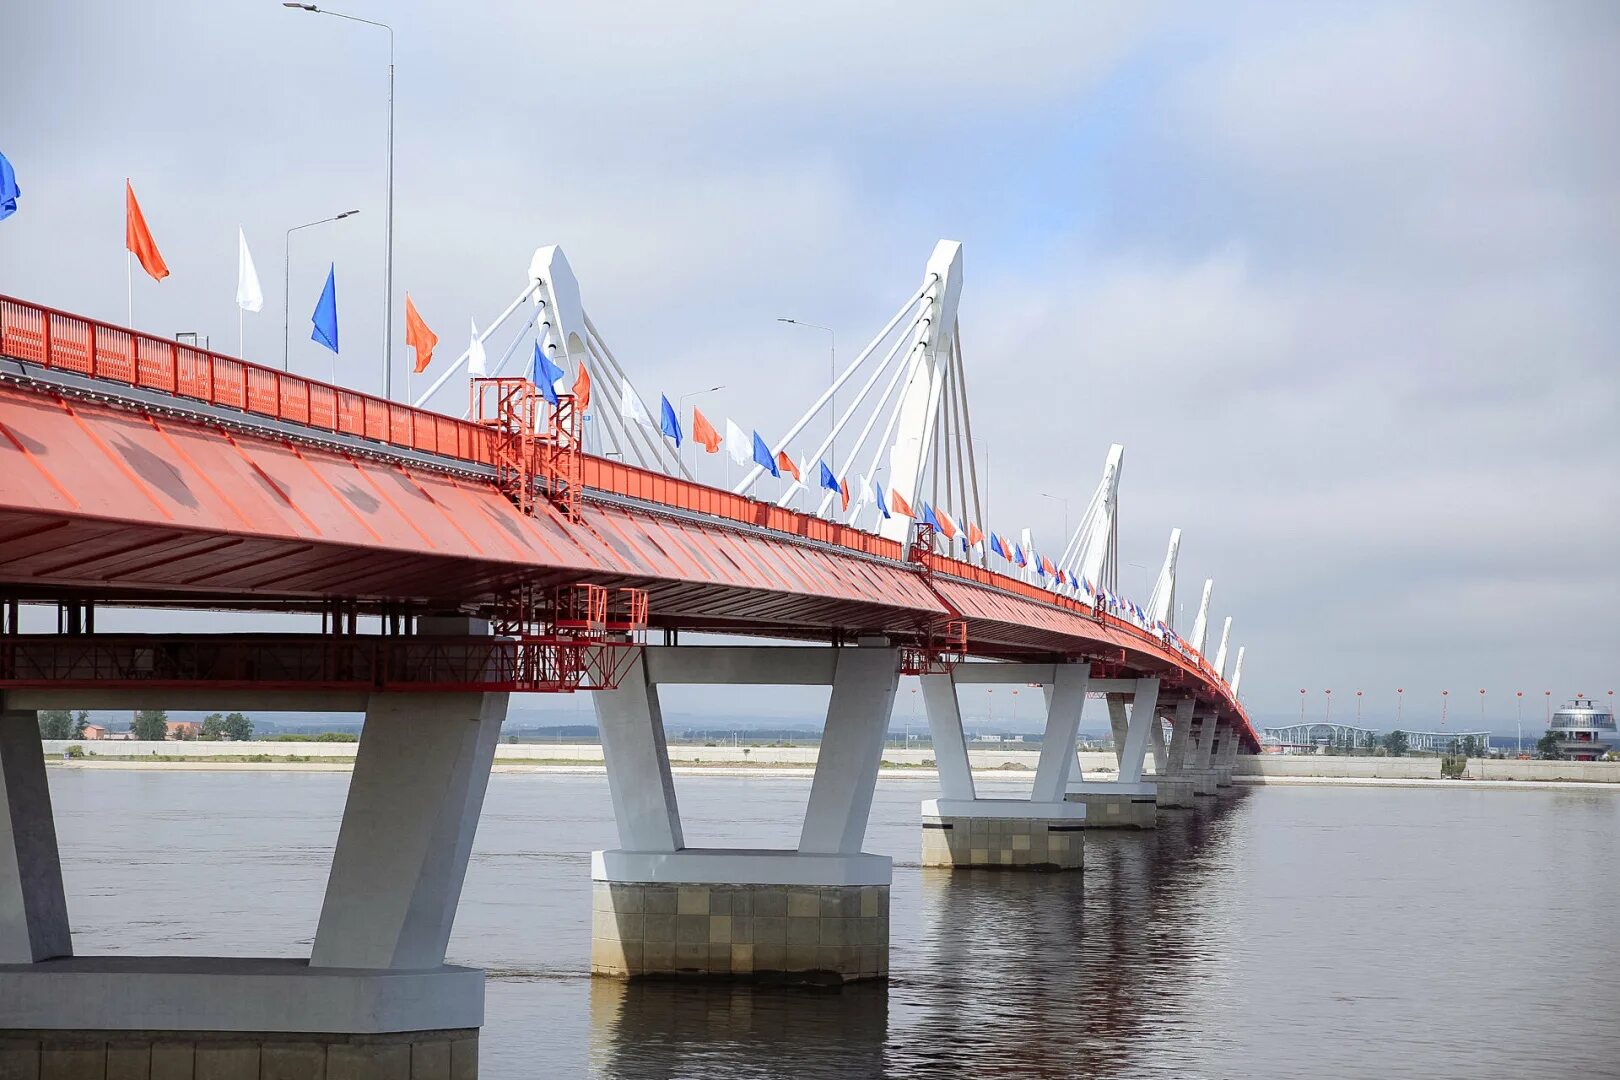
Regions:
[[47, 770, 1620, 1078]]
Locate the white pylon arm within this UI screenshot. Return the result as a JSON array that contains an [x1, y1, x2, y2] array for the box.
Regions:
[[1213, 616, 1232, 677], [879, 240, 963, 542], [1059, 444, 1123, 591], [1146, 528, 1181, 628], [733, 277, 933, 494], [1229, 646, 1246, 695], [410, 280, 541, 408], [1190, 579, 1213, 655]]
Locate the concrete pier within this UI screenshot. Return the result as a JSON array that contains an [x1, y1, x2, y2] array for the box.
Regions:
[[0, 619, 508, 1078], [592, 645, 898, 982]]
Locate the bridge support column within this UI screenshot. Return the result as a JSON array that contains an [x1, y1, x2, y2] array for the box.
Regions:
[[1186, 711, 1221, 796], [1, 710, 71, 966], [1213, 722, 1240, 788], [1065, 679, 1159, 829], [592, 644, 896, 984], [920, 663, 1089, 869], [1149, 700, 1198, 808], [1, 663, 502, 1076]]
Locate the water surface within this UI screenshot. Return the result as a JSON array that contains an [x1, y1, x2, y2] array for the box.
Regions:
[[49, 770, 1620, 1078]]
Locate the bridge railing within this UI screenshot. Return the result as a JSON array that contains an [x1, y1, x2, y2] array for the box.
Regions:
[[0, 295, 496, 466], [0, 293, 1253, 741]]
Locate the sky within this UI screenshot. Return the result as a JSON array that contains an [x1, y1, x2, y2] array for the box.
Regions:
[[2, 1, 1617, 731]]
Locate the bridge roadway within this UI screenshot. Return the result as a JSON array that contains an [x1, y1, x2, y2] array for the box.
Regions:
[[0, 295, 1252, 1078]]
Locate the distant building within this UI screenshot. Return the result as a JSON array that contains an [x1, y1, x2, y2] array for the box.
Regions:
[[1404, 730, 1492, 754], [165, 720, 202, 740], [82, 724, 107, 740], [1547, 698, 1615, 761]]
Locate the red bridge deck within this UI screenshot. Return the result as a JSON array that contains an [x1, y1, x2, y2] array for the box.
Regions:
[[0, 295, 1254, 746]]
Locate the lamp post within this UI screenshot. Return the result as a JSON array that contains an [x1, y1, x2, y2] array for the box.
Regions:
[[1324, 688, 1332, 723], [284, 210, 360, 372], [1397, 687, 1404, 727], [1299, 688, 1306, 724], [776, 319, 835, 468], [1515, 691, 1523, 756], [1355, 690, 1363, 725], [284, 3, 395, 399], [1040, 493, 1070, 546]]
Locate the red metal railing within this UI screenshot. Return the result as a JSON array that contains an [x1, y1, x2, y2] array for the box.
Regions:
[[0, 294, 1252, 740], [0, 295, 496, 465]]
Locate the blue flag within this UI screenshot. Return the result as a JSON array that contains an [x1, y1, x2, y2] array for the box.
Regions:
[[752, 431, 779, 477], [659, 395, 682, 447], [310, 264, 339, 354], [532, 342, 563, 406], [990, 533, 1006, 559], [818, 461, 840, 492], [0, 151, 19, 221], [921, 503, 940, 531], [874, 482, 890, 519]]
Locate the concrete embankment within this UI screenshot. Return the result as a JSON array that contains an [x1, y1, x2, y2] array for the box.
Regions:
[[1236, 754, 1620, 785], [40, 740, 1120, 776]]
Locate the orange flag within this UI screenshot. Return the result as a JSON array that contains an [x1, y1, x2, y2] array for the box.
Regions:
[[125, 180, 169, 282], [838, 477, 850, 512], [691, 408, 721, 453], [572, 362, 592, 410], [890, 488, 913, 517], [776, 450, 800, 482], [968, 522, 984, 547], [936, 510, 957, 540], [403, 293, 438, 373]]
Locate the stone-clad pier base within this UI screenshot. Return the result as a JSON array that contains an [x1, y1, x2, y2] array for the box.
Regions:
[[1149, 776, 1197, 808], [0, 1028, 477, 1080], [919, 801, 1086, 871], [591, 850, 890, 984], [591, 881, 888, 983], [1064, 782, 1158, 829]]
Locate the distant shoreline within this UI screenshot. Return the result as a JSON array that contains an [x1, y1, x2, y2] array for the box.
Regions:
[[41, 756, 1620, 791]]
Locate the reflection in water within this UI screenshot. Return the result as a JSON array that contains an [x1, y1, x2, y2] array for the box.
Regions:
[[590, 977, 889, 1078], [52, 772, 1620, 1078], [589, 792, 1253, 1078]]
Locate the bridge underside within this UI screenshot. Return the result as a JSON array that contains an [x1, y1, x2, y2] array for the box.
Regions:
[[0, 378, 1237, 716]]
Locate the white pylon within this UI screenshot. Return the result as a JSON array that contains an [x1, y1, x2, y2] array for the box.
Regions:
[[1190, 579, 1213, 655], [1229, 646, 1246, 695], [1214, 616, 1232, 678], [1059, 443, 1123, 592], [1146, 528, 1180, 629]]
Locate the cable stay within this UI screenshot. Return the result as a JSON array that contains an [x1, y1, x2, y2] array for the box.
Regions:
[[412, 245, 689, 479]]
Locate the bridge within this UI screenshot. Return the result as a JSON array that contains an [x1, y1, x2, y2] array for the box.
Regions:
[[0, 242, 1253, 1074]]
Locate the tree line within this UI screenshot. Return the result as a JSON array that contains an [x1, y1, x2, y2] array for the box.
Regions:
[[38, 710, 254, 742]]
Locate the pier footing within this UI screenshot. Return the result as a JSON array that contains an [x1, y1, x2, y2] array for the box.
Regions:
[[591, 850, 889, 983], [1064, 782, 1158, 829], [920, 799, 1086, 871], [0, 957, 480, 1078]]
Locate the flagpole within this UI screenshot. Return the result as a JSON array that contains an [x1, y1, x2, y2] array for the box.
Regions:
[[239, 308, 244, 358], [126, 250, 132, 327]]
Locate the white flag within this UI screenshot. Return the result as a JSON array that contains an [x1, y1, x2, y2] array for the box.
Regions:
[[620, 377, 653, 425], [468, 318, 487, 376], [725, 418, 751, 466], [235, 228, 263, 313]]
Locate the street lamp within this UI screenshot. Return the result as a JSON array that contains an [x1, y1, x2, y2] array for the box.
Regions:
[[1397, 687, 1404, 726], [776, 319, 835, 467], [1299, 688, 1306, 723], [284, 210, 360, 371], [1040, 493, 1070, 545], [1324, 688, 1332, 723], [1515, 691, 1524, 756], [284, 3, 395, 399]]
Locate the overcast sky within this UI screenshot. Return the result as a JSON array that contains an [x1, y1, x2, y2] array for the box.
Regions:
[[2, 1, 1616, 729]]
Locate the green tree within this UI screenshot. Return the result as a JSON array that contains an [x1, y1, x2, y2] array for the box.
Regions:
[[131, 709, 169, 742], [1536, 729, 1562, 760], [37, 710, 73, 740], [222, 712, 253, 741], [200, 713, 226, 740], [72, 710, 89, 738], [1382, 729, 1410, 757]]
